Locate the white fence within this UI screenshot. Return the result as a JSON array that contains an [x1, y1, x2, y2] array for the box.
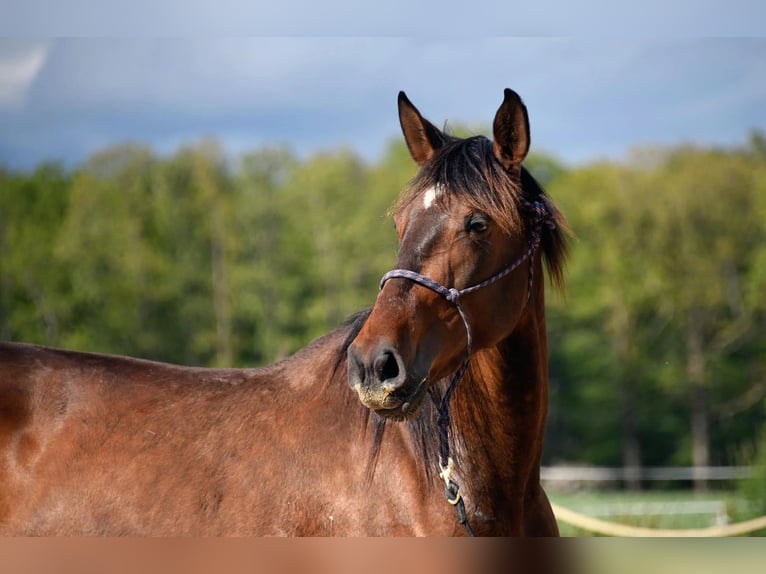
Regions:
[[573, 499, 731, 526]]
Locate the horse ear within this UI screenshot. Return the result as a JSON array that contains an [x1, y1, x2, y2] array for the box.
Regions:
[[398, 91, 446, 166], [492, 88, 530, 171]]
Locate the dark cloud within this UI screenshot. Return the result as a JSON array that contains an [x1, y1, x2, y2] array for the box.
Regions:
[[0, 38, 765, 169]]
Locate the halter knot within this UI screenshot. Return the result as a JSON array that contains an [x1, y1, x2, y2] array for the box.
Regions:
[[446, 288, 461, 302], [526, 199, 556, 231]]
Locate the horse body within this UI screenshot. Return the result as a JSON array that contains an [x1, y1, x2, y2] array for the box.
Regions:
[[0, 334, 457, 535], [0, 88, 565, 536]]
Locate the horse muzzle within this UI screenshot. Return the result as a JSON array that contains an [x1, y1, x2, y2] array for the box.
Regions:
[[347, 344, 427, 419]]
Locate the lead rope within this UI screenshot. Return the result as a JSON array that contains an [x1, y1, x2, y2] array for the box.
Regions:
[[379, 200, 553, 537], [436, 343, 475, 536]]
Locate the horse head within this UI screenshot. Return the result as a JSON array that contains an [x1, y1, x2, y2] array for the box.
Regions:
[[347, 89, 552, 420]]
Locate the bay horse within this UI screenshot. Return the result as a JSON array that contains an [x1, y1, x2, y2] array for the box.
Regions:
[[0, 89, 566, 536]]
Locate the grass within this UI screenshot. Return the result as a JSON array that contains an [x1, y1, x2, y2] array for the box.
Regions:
[[548, 489, 752, 536]]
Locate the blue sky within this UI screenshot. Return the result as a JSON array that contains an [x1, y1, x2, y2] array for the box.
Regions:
[[1, 5, 765, 169]]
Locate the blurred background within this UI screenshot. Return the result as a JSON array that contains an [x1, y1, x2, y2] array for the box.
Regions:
[[1, 36, 766, 535]]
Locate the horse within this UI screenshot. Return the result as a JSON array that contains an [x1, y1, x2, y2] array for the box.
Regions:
[[0, 88, 567, 536]]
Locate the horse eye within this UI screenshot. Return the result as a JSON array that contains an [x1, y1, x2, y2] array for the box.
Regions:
[[465, 215, 489, 234]]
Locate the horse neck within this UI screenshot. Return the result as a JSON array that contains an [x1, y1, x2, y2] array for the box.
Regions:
[[452, 283, 549, 494]]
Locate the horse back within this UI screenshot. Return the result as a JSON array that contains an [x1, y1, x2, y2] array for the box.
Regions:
[[0, 341, 270, 534]]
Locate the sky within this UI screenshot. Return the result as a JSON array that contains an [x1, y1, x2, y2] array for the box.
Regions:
[[0, 4, 765, 170]]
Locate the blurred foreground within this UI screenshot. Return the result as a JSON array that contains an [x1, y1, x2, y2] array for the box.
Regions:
[[2, 538, 765, 574]]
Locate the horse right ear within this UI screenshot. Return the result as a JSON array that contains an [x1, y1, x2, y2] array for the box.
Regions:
[[398, 91, 446, 166], [492, 88, 530, 172]]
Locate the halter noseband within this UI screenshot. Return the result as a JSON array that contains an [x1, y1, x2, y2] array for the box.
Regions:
[[378, 199, 555, 536]]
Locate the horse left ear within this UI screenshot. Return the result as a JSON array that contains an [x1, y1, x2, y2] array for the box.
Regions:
[[492, 88, 530, 171], [398, 91, 447, 166]]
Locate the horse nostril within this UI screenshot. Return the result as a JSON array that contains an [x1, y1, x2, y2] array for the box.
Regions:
[[374, 349, 400, 385], [347, 347, 365, 392]]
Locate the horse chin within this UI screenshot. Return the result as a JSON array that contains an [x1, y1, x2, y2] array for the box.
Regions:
[[372, 378, 429, 422]]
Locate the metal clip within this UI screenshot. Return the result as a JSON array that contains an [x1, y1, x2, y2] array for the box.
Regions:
[[439, 457, 462, 506], [439, 457, 455, 488]]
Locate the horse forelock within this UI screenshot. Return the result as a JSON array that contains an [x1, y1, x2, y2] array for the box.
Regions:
[[391, 136, 524, 235], [391, 135, 569, 291]]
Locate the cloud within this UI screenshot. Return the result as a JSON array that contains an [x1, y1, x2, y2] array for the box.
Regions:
[[0, 38, 764, 170], [1, 0, 764, 35], [22, 39, 408, 115], [0, 40, 49, 108], [674, 41, 766, 118]]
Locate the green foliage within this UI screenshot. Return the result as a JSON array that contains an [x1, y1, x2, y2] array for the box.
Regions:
[[0, 162, 71, 344], [2, 132, 765, 473], [545, 136, 766, 470]]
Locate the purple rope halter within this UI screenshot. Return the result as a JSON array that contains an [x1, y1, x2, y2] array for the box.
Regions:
[[378, 199, 555, 536]]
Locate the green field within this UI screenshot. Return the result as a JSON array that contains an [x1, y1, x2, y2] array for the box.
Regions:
[[548, 489, 759, 536]]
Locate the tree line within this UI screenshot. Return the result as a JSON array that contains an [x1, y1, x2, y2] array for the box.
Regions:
[[2, 132, 765, 488]]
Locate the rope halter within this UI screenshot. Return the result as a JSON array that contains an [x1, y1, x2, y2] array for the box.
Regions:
[[378, 198, 555, 536]]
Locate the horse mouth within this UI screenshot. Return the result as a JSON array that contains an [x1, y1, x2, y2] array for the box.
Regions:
[[373, 377, 429, 421]]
